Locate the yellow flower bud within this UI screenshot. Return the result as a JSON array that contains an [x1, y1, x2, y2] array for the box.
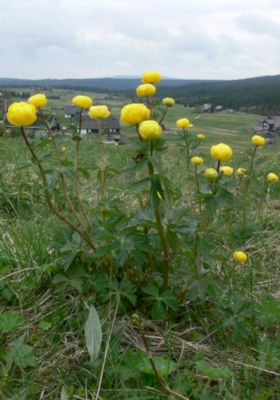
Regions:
[[162, 97, 175, 107], [72, 95, 93, 109], [236, 167, 246, 176], [7, 102, 37, 127], [28, 93, 47, 108], [61, 146, 67, 152], [251, 135, 266, 147], [120, 103, 150, 125], [138, 120, 162, 140], [233, 250, 248, 264], [197, 133, 206, 140], [176, 118, 193, 129], [204, 168, 218, 180], [88, 105, 111, 119], [141, 70, 161, 84], [220, 166, 233, 176], [157, 191, 163, 200], [136, 83, 156, 97], [267, 172, 279, 183], [191, 156, 204, 166], [210, 143, 233, 162]]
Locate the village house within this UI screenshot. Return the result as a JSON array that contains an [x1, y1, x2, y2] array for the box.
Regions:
[[80, 115, 121, 141], [4, 113, 60, 137], [255, 116, 280, 136], [64, 105, 80, 118]]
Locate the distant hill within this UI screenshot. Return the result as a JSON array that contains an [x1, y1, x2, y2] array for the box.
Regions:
[[156, 75, 280, 113], [0, 77, 209, 91], [2, 74, 280, 112]]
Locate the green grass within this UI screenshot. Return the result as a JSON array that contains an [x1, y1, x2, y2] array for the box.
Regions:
[[2, 91, 280, 399]]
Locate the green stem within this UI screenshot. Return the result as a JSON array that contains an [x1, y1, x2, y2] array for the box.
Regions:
[[20, 127, 95, 250], [98, 120, 106, 208], [148, 141, 170, 290], [242, 146, 257, 225]]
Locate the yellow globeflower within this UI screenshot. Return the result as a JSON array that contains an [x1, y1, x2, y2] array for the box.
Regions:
[[138, 120, 162, 140], [120, 103, 150, 125], [204, 168, 218, 180], [233, 250, 248, 264], [176, 118, 193, 129], [136, 83, 156, 97], [72, 95, 93, 109], [141, 70, 161, 84], [197, 133, 206, 140], [7, 102, 37, 127], [191, 156, 204, 166], [88, 105, 111, 119], [220, 166, 234, 176], [251, 135, 266, 147], [162, 97, 175, 107], [28, 93, 47, 108], [210, 143, 233, 162], [236, 167, 246, 176], [267, 172, 279, 183]]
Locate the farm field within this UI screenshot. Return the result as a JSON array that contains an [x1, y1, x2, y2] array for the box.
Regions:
[[1, 90, 280, 399]]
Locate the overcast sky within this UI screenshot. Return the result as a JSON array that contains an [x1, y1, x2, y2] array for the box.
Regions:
[[1, 0, 280, 80]]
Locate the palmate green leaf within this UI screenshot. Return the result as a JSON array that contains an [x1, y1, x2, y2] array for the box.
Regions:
[[196, 360, 233, 381], [15, 344, 37, 368], [139, 354, 177, 377], [0, 311, 25, 333], [5, 333, 28, 372], [84, 305, 102, 364]]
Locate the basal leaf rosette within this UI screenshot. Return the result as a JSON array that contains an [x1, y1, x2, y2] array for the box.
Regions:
[[120, 103, 150, 125], [72, 95, 93, 109], [88, 105, 111, 119], [28, 93, 47, 108], [7, 102, 37, 127]]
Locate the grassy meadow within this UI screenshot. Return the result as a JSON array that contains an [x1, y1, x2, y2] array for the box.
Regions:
[[1, 89, 280, 399]]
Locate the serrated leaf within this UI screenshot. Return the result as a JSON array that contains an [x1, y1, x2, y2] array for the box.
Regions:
[[84, 305, 102, 364], [5, 333, 26, 372], [0, 311, 25, 333]]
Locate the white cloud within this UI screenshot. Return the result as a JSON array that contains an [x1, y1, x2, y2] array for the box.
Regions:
[[0, 0, 280, 79]]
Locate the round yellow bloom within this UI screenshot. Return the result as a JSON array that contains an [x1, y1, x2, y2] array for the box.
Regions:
[[28, 93, 47, 108], [210, 143, 233, 162], [220, 166, 234, 176], [176, 118, 193, 129], [197, 133, 206, 140], [61, 146, 67, 153], [251, 135, 266, 147], [88, 105, 111, 119], [162, 97, 175, 107], [7, 102, 37, 127], [204, 168, 218, 180], [141, 70, 161, 84], [138, 120, 162, 140], [120, 103, 150, 125], [267, 172, 279, 183], [136, 83, 156, 97], [233, 250, 248, 264], [191, 156, 204, 166], [236, 167, 246, 176], [72, 95, 93, 109]]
